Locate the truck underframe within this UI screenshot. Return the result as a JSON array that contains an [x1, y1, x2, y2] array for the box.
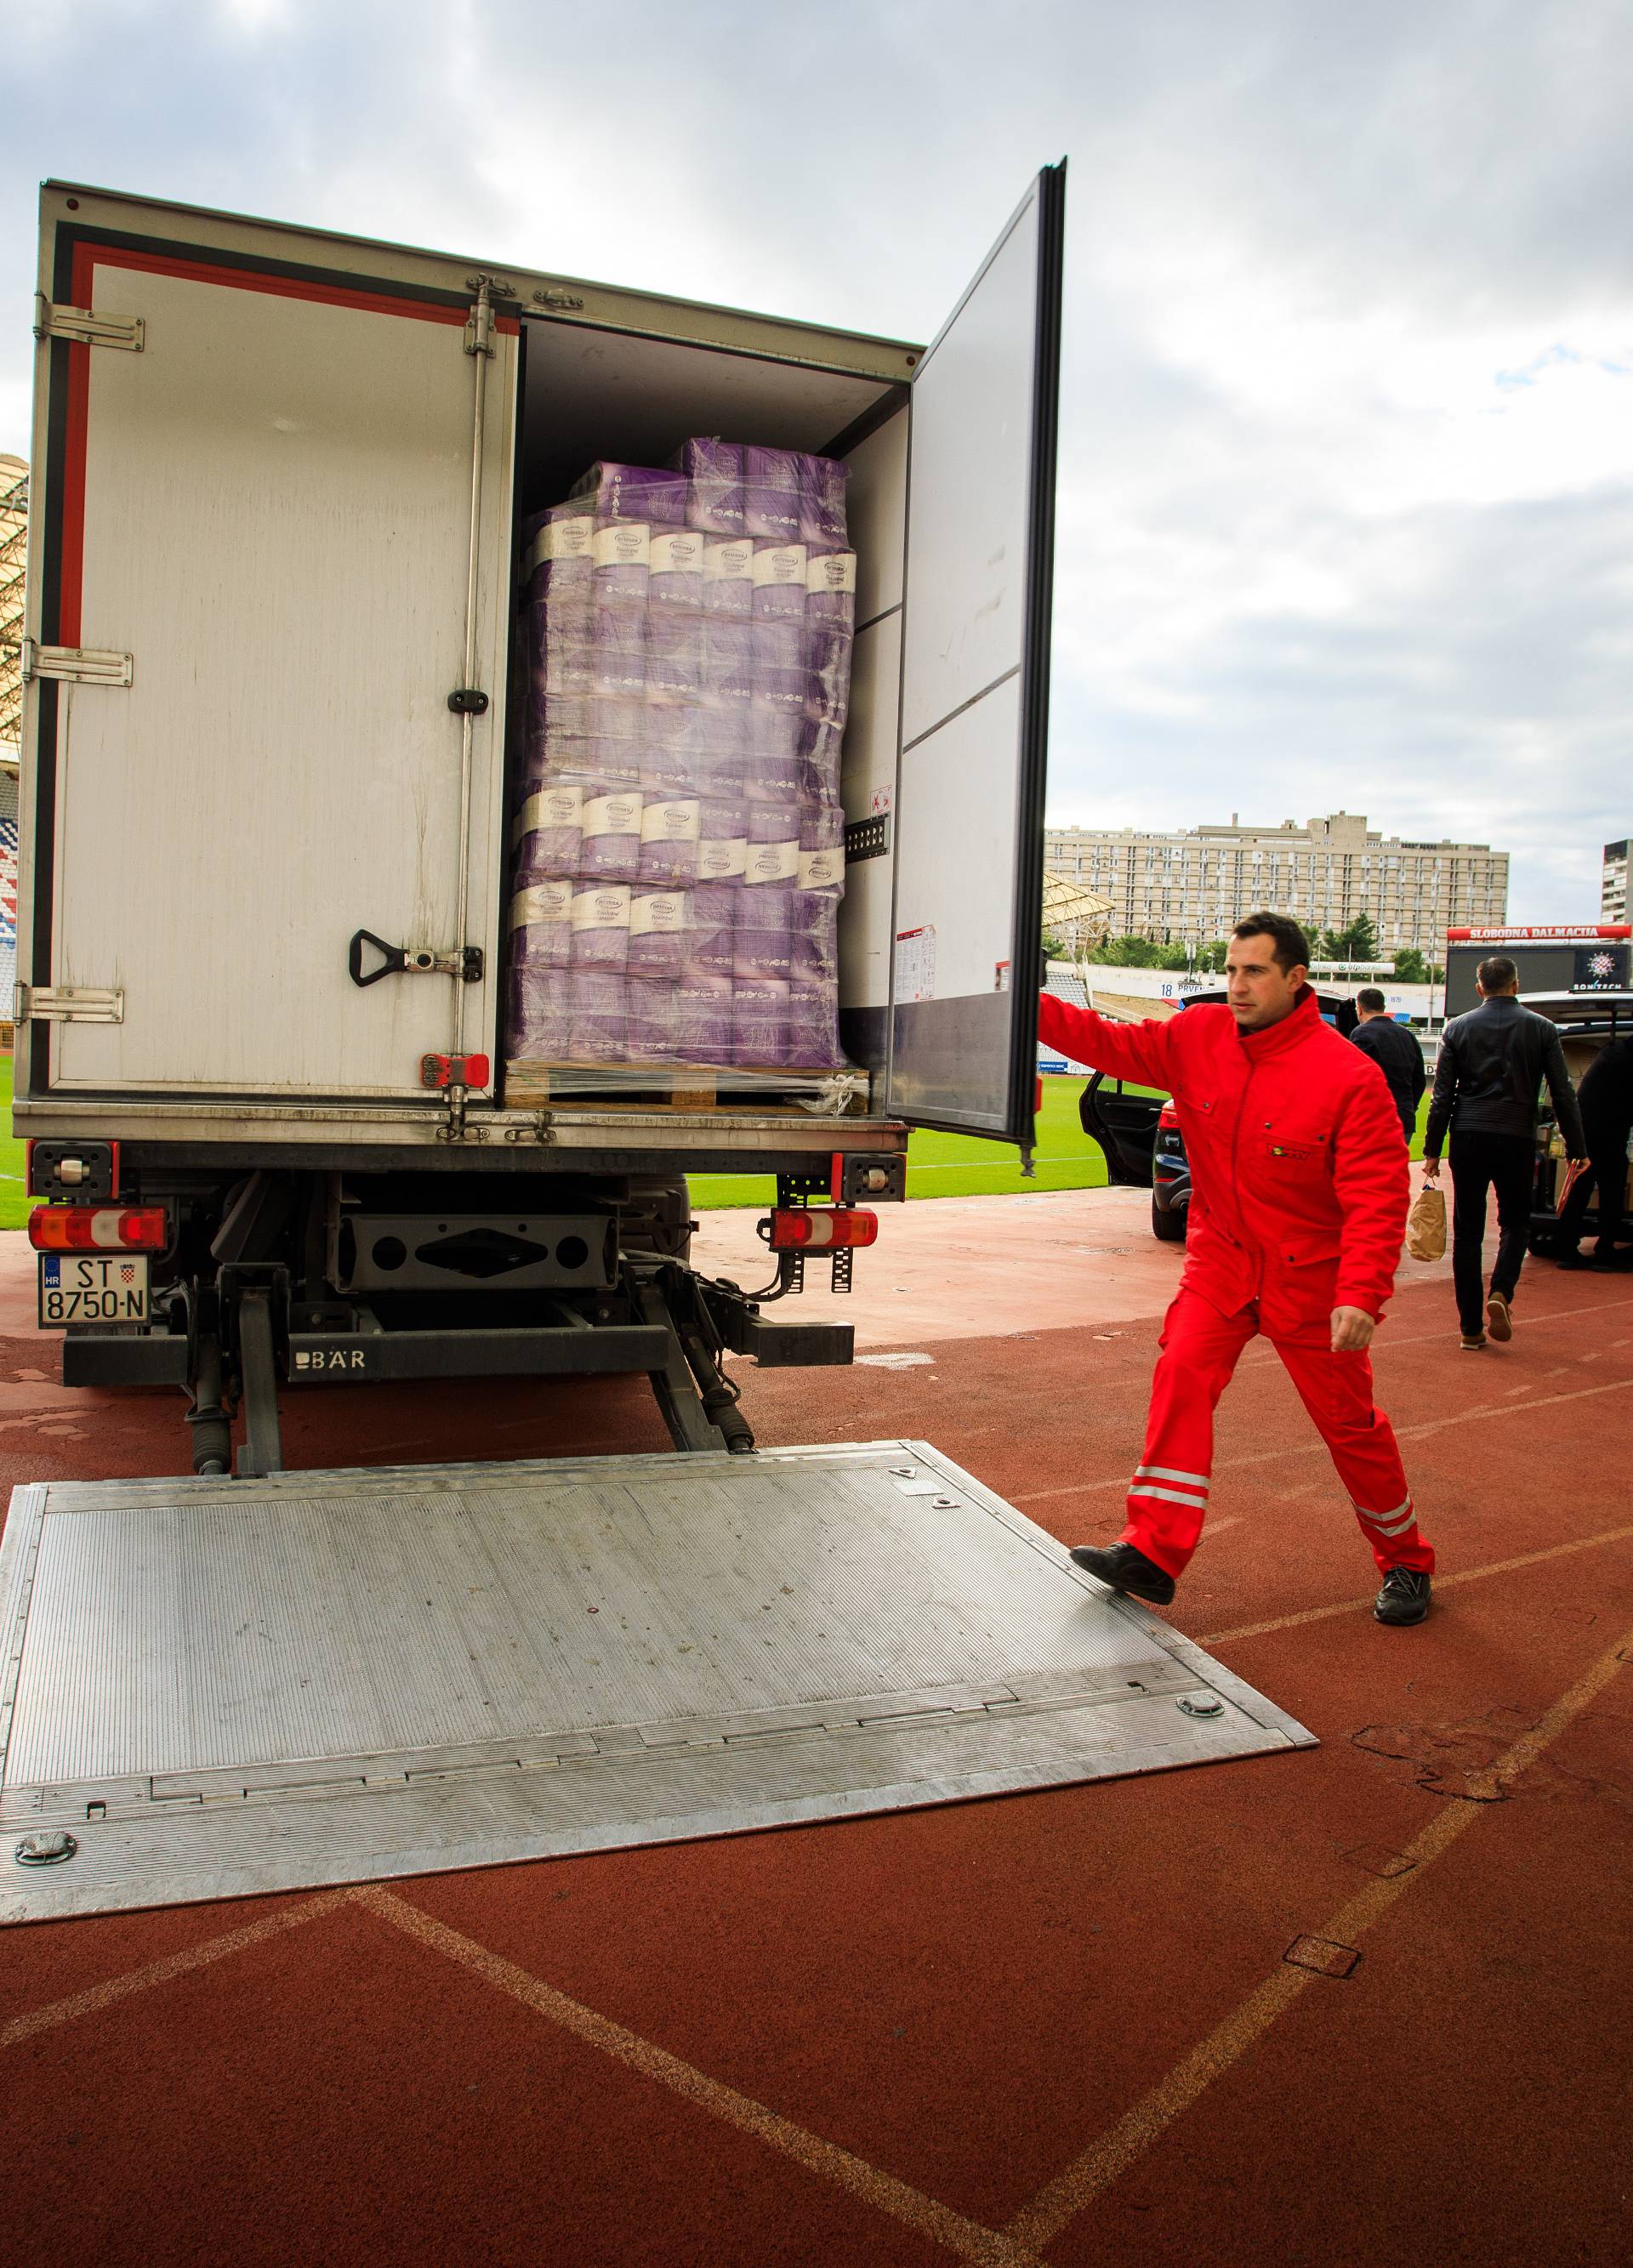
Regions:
[[30, 1133, 908, 1478]]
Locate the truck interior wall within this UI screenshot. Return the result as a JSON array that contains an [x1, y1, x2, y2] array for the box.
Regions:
[[505, 315, 910, 1115]]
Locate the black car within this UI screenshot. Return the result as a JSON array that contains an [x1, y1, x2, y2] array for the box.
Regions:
[[1518, 991, 1633, 1256], [1077, 986, 1364, 1242]]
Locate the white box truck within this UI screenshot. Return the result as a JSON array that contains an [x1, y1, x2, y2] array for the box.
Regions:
[[13, 168, 1063, 1477]]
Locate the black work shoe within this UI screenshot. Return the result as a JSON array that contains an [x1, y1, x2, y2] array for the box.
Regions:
[[1374, 1566, 1432, 1626], [1069, 1541, 1176, 1606]]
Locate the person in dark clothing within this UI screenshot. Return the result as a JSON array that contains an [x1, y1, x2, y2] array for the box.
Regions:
[[1554, 1036, 1633, 1270], [1349, 988, 1426, 1141], [1423, 955, 1586, 1348]]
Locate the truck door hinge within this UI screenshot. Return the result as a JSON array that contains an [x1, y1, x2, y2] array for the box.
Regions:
[[20, 639, 134, 688], [34, 294, 145, 352], [464, 273, 515, 358], [15, 984, 126, 1025]]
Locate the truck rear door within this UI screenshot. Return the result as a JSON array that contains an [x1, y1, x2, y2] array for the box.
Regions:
[[885, 163, 1065, 1150], [22, 190, 516, 1100]]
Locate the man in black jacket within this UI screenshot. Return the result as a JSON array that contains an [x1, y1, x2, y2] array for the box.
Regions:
[[1424, 955, 1586, 1348], [1349, 988, 1426, 1140], [1554, 1035, 1633, 1270]]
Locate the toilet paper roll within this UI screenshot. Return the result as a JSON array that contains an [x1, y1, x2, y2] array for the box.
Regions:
[[643, 604, 705, 700], [566, 969, 629, 1063], [751, 542, 809, 622], [805, 548, 857, 628], [572, 463, 686, 526], [506, 963, 571, 1060], [626, 975, 679, 1065], [703, 536, 756, 614], [787, 978, 843, 1069], [638, 793, 702, 886], [672, 969, 734, 1065], [579, 786, 643, 884], [671, 438, 747, 538], [628, 886, 692, 979], [649, 526, 707, 609], [569, 882, 632, 973], [689, 884, 738, 975], [733, 884, 794, 980], [796, 453, 849, 550], [511, 778, 586, 881], [733, 977, 792, 1068], [743, 446, 801, 543], [508, 878, 575, 972]]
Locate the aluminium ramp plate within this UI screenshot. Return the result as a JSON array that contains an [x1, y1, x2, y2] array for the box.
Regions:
[[0, 1442, 1313, 1924]]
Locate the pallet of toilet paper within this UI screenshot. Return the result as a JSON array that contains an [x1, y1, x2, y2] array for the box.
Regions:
[[504, 440, 860, 1095]]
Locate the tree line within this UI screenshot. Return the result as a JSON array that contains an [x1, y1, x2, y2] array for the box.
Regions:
[[1043, 913, 1444, 984]]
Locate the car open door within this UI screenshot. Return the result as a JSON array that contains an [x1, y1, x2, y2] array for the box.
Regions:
[[884, 163, 1064, 1153], [1078, 1074, 1165, 1186], [22, 192, 516, 1101]]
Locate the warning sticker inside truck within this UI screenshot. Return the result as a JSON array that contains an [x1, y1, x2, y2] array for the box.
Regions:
[[894, 925, 936, 1003]]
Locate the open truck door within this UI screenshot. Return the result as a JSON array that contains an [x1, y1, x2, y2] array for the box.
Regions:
[[884, 164, 1065, 1156], [22, 214, 515, 1102]]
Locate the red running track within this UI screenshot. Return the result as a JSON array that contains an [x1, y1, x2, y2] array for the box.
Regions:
[[1, 1194, 1630, 2267]]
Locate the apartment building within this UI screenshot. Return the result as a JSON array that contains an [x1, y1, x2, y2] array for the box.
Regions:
[[1603, 839, 1629, 924], [1044, 811, 1508, 957]]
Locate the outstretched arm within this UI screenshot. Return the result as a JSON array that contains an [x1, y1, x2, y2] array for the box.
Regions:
[[1038, 992, 1179, 1090]]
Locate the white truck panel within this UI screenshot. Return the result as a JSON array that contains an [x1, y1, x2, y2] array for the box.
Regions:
[[45, 255, 515, 1096]]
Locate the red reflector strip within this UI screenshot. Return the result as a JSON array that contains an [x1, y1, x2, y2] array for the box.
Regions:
[[28, 1206, 168, 1253], [765, 1208, 879, 1251]]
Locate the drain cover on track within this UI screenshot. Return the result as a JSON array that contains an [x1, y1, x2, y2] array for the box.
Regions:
[[0, 1441, 1312, 1922]]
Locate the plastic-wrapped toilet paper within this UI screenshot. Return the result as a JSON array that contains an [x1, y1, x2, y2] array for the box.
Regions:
[[671, 438, 746, 537], [751, 541, 808, 623], [638, 793, 701, 887], [567, 969, 629, 1061], [572, 463, 686, 526], [509, 878, 574, 971], [697, 794, 748, 883], [703, 536, 755, 615], [626, 975, 678, 1064], [673, 969, 734, 1062], [512, 778, 585, 882], [579, 785, 644, 883], [743, 446, 800, 543], [805, 547, 856, 628], [508, 963, 570, 1060], [569, 881, 632, 971], [733, 977, 792, 1067], [796, 454, 849, 550], [788, 977, 842, 1068], [733, 884, 794, 980], [689, 883, 738, 975], [628, 886, 691, 979]]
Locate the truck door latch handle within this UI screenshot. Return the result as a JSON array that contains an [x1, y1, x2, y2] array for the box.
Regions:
[[349, 931, 484, 987]]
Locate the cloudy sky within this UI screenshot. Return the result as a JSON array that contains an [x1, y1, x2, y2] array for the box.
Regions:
[[5, 0, 1630, 920]]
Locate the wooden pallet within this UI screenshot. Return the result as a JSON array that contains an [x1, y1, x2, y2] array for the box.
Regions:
[[504, 1061, 717, 1111]]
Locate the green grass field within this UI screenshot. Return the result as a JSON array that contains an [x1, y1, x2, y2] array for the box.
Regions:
[[0, 1058, 27, 1230]]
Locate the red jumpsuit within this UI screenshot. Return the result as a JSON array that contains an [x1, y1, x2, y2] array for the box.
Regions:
[[1038, 987, 1433, 1580]]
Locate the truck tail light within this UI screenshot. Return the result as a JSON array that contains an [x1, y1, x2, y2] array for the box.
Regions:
[[765, 1208, 879, 1251], [1158, 1100, 1180, 1128], [28, 1205, 168, 1253]]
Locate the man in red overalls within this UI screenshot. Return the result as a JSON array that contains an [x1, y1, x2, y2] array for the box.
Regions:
[[1040, 912, 1435, 1627]]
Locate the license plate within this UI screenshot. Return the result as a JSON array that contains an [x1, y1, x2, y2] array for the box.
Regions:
[[38, 1253, 151, 1326]]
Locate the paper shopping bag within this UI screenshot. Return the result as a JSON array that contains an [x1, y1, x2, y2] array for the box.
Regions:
[[1406, 1182, 1446, 1263]]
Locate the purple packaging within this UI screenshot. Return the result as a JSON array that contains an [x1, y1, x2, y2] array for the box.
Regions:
[[796, 453, 849, 551], [579, 784, 643, 884], [641, 736, 697, 803], [533, 600, 596, 698], [752, 618, 805, 694], [572, 463, 686, 526], [590, 520, 651, 605], [506, 963, 570, 1060], [689, 884, 738, 975], [787, 979, 842, 1069], [743, 447, 800, 544], [628, 886, 691, 979], [673, 970, 733, 1066], [590, 600, 646, 696], [733, 978, 792, 1068], [746, 802, 801, 868], [643, 605, 704, 701], [805, 548, 857, 628], [805, 628, 853, 725], [702, 616, 754, 706], [799, 799, 846, 895], [626, 975, 678, 1065], [649, 526, 706, 610], [672, 438, 746, 537], [799, 715, 845, 804], [638, 793, 701, 886], [523, 505, 595, 602], [743, 727, 803, 806], [697, 794, 748, 884], [751, 542, 809, 623], [792, 900, 839, 985], [512, 777, 586, 881], [733, 885, 794, 980], [588, 733, 642, 788], [569, 882, 631, 972], [509, 878, 574, 973], [566, 969, 629, 1063], [703, 536, 755, 616]]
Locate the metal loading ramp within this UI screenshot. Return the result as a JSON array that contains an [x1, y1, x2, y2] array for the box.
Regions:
[[0, 1442, 1314, 1924]]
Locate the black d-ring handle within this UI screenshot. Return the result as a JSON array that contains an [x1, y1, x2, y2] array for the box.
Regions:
[[349, 929, 407, 988]]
